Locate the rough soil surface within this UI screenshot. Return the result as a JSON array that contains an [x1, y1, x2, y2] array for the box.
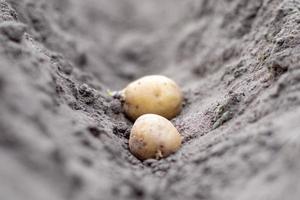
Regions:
[[1, 0, 300, 200]]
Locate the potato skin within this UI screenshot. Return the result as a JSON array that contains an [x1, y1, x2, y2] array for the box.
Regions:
[[129, 114, 182, 160], [123, 75, 182, 121]]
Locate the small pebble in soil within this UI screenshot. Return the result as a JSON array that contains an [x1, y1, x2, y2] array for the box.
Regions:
[[119, 75, 183, 121], [129, 114, 182, 160]]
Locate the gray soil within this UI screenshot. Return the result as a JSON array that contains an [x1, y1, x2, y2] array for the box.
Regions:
[[1, 0, 300, 200]]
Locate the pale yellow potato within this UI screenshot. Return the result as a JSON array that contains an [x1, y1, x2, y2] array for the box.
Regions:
[[122, 75, 182, 121], [129, 114, 182, 160]]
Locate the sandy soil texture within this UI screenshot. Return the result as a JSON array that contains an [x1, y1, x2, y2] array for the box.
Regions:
[[1, 0, 300, 199]]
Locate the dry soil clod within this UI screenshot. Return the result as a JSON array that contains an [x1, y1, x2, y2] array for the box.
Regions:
[[129, 114, 182, 160]]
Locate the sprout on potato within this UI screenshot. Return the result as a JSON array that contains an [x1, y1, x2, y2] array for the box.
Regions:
[[129, 114, 182, 160], [120, 75, 183, 121]]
